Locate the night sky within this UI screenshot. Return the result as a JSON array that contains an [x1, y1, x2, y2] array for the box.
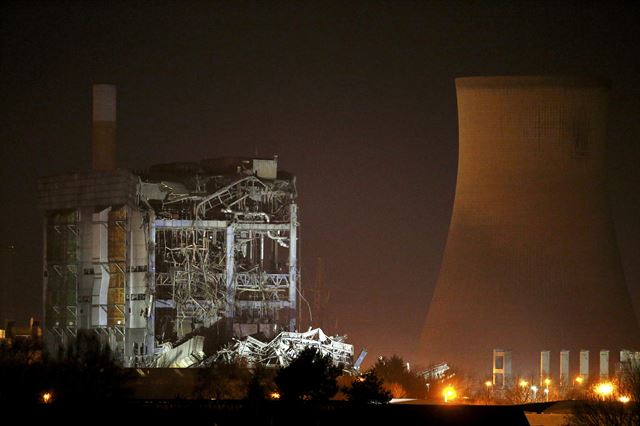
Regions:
[[1, 1, 639, 365]]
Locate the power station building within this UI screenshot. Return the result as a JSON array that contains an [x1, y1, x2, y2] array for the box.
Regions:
[[420, 76, 640, 377], [37, 85, 300, 367]]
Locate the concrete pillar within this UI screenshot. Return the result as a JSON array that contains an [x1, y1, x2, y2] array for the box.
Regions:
[[146, 213, 156, 355], [225, 225, 235, 331], [492, 349, 512, 388], [540, 350, 550, 386], [288, 203, 298, 331], [579, 350, 589, 381], [620, 349, 632, 364], [560, 350, 570, 387], [600, 349, 609, 379]]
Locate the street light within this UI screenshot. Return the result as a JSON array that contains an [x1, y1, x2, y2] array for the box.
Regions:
[[618, 395, 631, 404], [443, 386, 457, 403], [531, 385, 538, 401], [543, 378, 551, 401], [594, 382, 614, 400], [519, 379, 529, 388], [575, 376, 584, 385]]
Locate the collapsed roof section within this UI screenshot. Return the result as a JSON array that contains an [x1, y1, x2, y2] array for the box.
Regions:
[[138, 157, 296, 222], [209, 328, 354, 369]]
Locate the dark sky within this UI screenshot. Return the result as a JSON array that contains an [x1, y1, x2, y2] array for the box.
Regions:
[[1, 1, 639, 365]]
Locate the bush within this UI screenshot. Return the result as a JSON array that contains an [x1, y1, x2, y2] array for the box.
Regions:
[[193, 358, 252, 399], [275, 347, 342, 401], [1, 331, 133, 405], [568, 360, 640, 426], [373, 355, 427, 398], [48, 331, 134, 403], [344, 371, 391, 404]]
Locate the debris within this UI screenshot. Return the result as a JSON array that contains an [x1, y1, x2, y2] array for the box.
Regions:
[[155, 335, 205, 368], [205, 328, 354, 368]]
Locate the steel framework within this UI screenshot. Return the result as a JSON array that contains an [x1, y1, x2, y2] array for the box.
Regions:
[[39, 158, 301, 366]]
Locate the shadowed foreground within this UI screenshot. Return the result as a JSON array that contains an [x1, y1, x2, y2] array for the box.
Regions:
[[25, 400, 529, 425]]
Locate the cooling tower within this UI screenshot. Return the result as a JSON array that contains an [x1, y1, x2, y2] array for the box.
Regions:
[[419, 76, 640, 376]]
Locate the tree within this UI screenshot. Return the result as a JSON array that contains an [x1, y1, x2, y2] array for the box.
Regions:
[[193, 358, 251, 400], [568, 360, 640, 426], [0, 331, 132, 406], [384, 382, 408, 399], [275, 347, 342, 400], [344, 371, 392, 404], [373, 355, 427, 398], [503, 378, 535, 404], [619, 359, 640, 404], [0, 337, 47, 405], [245, 365, 276, 401], [48, 331, 133, 404]]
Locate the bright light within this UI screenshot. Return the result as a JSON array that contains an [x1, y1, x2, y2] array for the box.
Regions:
[[443, 386, 457, 403], [594, 382, 614, 399], [519, 379, 529, 388], [42, 392, 53, 404], [531, 385, 538, 392], [356, 376, 366, 382], [618, 395, 631, 404], [543, 388, 549, 395], [544, 378, 551, 387], [269, 391, 281, 400], [484, 380, 493, 388], [575, 376, 584, 385]]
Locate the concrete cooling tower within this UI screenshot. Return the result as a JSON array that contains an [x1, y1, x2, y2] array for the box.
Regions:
[[419, 76, 640, 377]]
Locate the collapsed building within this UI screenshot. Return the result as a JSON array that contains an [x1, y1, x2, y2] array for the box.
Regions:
[[37, 84, 353, 368], [210, 328, 353, 368]]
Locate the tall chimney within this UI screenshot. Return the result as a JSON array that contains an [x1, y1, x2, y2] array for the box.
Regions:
[[92, 84, 116, 171]]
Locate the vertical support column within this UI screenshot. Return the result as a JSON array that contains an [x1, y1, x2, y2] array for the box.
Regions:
[[492, 349, 511, 388], [619, 349, 634, 375], [42, 217, 48, 332], [147, 214, 156, 356], [620, 349, 632, 364], [71, 209, 80, 336], [600, 349, 609, 379], [91, 208, 109, 328], [560, 350, 570, 387], [78, 208, 94, 329], [540, 350, 550, 386], [260, 233, 264, 269], [225, 225, 235, 334], [579, 350, 589, 381], [288, 204, 298, 331]]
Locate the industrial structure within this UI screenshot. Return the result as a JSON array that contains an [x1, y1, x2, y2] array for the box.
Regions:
[[420, 76, 640, 376], [36, 85, 338, 368], [210, 327, 354, 368]]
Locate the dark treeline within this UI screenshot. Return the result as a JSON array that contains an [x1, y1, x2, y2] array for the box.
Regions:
[[0, 331, 133, 405]]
